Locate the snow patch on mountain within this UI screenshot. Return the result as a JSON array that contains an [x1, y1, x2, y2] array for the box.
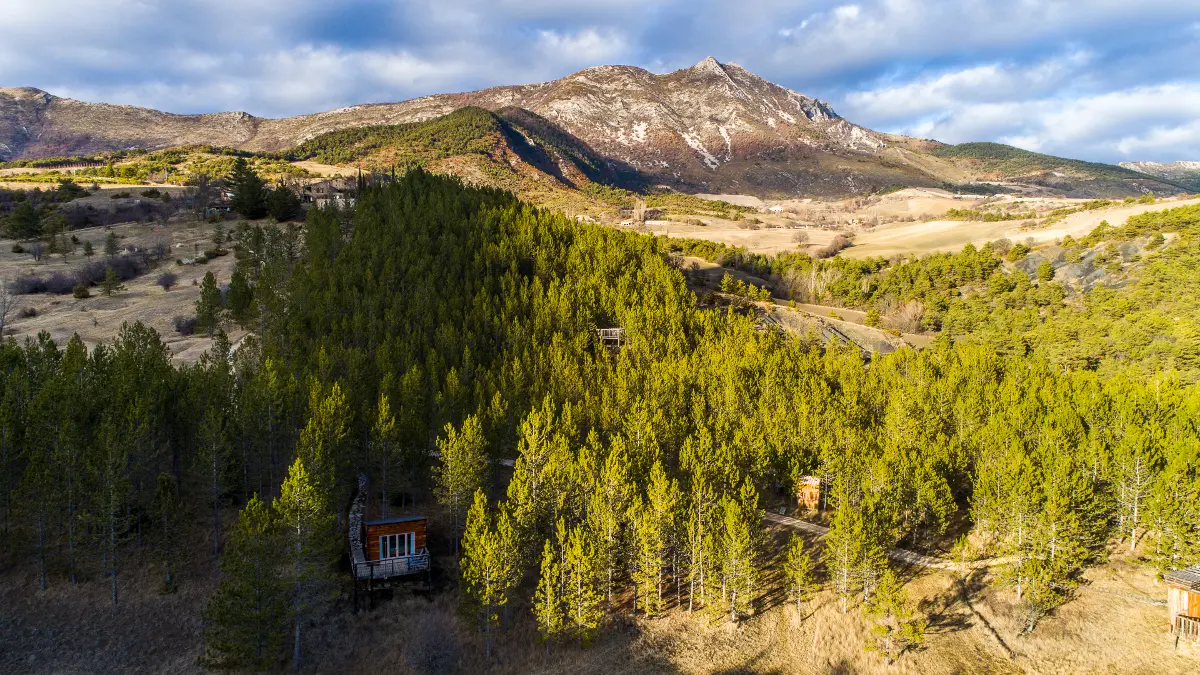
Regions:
[[681, 131, 720, 169]]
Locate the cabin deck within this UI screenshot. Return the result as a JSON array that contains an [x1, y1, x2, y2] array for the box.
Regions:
[[1177, 615, 1200, 643], [349, 473, 430, 583]]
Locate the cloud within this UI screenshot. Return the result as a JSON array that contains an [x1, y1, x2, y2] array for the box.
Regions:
[[0, 0, 1198, 162]]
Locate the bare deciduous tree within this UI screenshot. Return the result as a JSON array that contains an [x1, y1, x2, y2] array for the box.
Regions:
[[0, 281, 14, 337]]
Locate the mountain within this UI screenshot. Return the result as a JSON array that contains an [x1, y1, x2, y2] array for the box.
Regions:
[[1, 59, 1183, 198], [1119, 161, 1200, 191]]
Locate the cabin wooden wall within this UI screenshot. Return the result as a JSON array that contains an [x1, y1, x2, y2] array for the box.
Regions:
[[796, 484, 820, 511], [365, 521, 427, 561], [1168, 587, 1200, 625]]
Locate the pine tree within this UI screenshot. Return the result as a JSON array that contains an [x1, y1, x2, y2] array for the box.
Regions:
[[94, 421, 131, 608], [370, 392, 398, 517], [275, 458, 338, 673], [267, 182, 303, 222], [104, 230, 118, 257], [562, 525, 603, 643], [864, 569, 926, 664], [720, 481, 759, 623], [586, 440, 631, 608], [100, 265, 124, 296], [784, 534, 817, 618], [229, 158, 268, 220], [461, 490, 509, 658], [203, 494, 288, 670], [434, 414, 488, 553], [227, 267, 254, 327], [195, 271, 222, 337], [151, 472, 182, 592], [534, 539, 565, 652], [295, 381, 351, 514]]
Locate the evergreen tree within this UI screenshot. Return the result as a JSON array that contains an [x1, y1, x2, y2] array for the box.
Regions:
[[534, 539, 565, 651], [720, 481, 759, 623], [434, 414, 488, 553], [227, 267, 254, 327], [104, 230, 118, 257], [370, 392, 398, 517], [586, 440, 632, 607], [195, 271, 222, 337], [295, 381, 351, 515], [83, 240, 94, 258], [6, 201, 41, 238], [229, 158, 269, 219], [461, 490, 508, 658], [151, 472, 182, 592], [864, 569, 926, 664], [203, 494, 288, 670], [275, 458, 337, 673], [100, 266, 124, 296], [784, 534, 817, 617], [562, 525, 603, 643], [267, 183, 303, 222]]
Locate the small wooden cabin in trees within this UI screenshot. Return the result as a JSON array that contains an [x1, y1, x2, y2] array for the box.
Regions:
[[795, 476, 821, 511], [348, 474, 430, 592], [1166, 565, 1200, 643]]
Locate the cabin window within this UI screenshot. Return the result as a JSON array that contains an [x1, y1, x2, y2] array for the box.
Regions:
[[379, 532, 416, 559]]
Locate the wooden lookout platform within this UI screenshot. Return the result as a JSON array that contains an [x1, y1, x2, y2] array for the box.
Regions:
[[596, 327, 626, 351]]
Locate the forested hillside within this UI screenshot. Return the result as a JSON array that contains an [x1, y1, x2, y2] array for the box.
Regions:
[[2, 172, 1198, 672]]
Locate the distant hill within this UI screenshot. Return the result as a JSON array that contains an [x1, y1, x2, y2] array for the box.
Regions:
[[1, 60, 1184, 199], [1119, 161, 1200, 191]]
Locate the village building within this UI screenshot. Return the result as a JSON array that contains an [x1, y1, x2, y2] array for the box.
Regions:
[[1166, 564, 1200, 644], [302, 178, 357, 209]]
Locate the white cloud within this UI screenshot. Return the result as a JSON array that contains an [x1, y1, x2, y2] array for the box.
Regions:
[[860, 81, 1200, 162], [1, 0, 1199, 161], [536, 28, 628, 65]]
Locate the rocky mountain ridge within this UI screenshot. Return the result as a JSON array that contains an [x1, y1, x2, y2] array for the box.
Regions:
[[1119, 161, 1200, 190], [0, 60, 1182, 197]]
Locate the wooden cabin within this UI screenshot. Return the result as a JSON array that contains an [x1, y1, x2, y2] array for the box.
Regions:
[[365, 516, 427, 565], [1166, 565, 1200, 643], [348, 474, 430, 591], [795, 476, 821, 511]]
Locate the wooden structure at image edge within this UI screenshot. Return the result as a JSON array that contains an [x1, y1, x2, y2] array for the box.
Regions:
[[349, 473, 430, 601], [1166, 564, 1200, 645], [795, 476, 821, 512]]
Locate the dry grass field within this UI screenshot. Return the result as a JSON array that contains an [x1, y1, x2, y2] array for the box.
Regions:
[[0, 217, 238, 361], [3, 520, 1194, 675], [663, 191, 1200, 259]]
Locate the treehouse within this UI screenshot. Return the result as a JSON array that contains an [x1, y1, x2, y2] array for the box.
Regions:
[[596, 327, 626, 351], [348, 474, 430, 594], [1166, 564, 1200, 644], [795, 476, 821, 512]]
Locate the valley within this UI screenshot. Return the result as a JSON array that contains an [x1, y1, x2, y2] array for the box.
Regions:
[[1, 46, 1200, 675]]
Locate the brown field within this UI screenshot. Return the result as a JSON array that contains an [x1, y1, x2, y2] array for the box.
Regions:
[[671, 192, 1200, 259], [0, 218, 236, 361]]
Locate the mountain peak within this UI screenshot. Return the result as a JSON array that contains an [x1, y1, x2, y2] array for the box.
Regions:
[[691, 56, 728, 76]]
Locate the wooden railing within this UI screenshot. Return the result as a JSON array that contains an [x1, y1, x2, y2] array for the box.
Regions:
[[352, 550, 431, 581], [1177, 615, 1200, 643]]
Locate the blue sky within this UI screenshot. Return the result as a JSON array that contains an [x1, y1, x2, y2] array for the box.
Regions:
[[3, 0, 1199, 163]]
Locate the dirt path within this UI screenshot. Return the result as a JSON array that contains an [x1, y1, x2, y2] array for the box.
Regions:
[[764, 512, 1007, 572]]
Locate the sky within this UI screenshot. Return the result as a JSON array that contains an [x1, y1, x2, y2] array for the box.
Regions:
[[2, 0, 1199, 164]]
